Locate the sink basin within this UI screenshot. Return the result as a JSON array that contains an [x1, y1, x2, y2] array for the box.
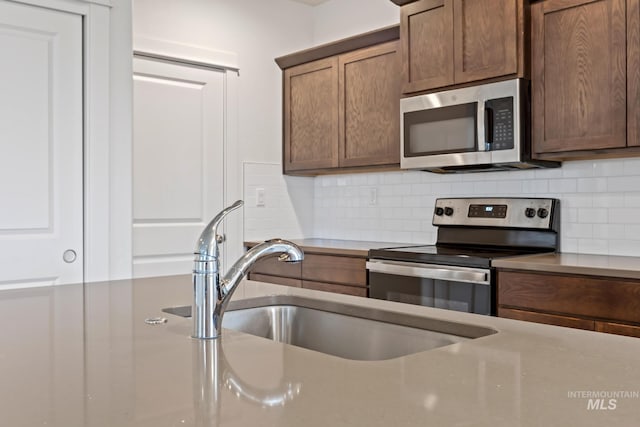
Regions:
[[163, 296, 496, 361]]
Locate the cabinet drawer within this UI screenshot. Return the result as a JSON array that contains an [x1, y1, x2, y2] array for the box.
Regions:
[[302, 254, 366, 286], [249, 256, 301, 278], [595, 321, 640, 338], [498, 271, 640, 324], [249, 273, 302, 288], [302, 280, 367, 297], [498, 307, 595, 331]]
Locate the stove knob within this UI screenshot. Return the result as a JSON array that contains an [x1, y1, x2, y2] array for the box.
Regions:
[[525, 208, 536, 218], [537, 208, 549, 219], [444, 207, 454, 216], [435, 207, 444, 216]]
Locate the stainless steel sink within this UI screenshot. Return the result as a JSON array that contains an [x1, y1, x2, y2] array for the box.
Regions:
[[163, 295, 496, 361]]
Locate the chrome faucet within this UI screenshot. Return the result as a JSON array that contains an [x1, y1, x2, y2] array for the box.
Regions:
[[192, 200, 303, 339]]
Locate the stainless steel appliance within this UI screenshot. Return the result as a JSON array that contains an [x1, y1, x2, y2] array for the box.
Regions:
[[400, 79, 560, 173], [367, 197, 560, 315]]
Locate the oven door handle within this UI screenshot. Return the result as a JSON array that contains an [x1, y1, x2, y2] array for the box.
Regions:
[[366, 260, 490, 285]]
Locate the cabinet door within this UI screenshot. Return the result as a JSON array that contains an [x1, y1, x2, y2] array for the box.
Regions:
[[401, 0, 454, 93], [532, 0, 627, 155], [338, 41, 400, 168], [453, 0, 518, 84], [595, 321, 640, 338], [249, 273, 302, 288], [302, 281, 367, 297], [284, 57, 339, 172], [499, 307, 595, 330]]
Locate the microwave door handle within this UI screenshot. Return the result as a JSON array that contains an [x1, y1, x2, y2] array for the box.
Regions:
[[366, 261, 490, 285], [477, 101, 487, 152], [485, 106, 494, 149]]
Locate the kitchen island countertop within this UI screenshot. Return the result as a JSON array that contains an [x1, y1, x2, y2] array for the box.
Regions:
[[1, 275, 640, 426]]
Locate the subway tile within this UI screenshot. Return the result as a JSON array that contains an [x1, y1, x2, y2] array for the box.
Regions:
[[560, 238, 578, 253], [607, 175, 640, 192], [562, 161, 594, 178], [562, 195, 593, 208], [563, 223, 593, 239], [608, 240, 640, 256], [496, 180, 523, 194], [577, 177, 607, 193], [552, 178, 578, 193], [591, 193, 624, 208], [624, 193, 640, 207], [609, 208, 640, 224], [535, 167, 564, 179], [577, 208, 608, 224], [623, 158, 640, 175], [593, 224, 626, 239], [577, 239, 609, 255], [592, 159, 626, 177], [522, 179, 549, 194]]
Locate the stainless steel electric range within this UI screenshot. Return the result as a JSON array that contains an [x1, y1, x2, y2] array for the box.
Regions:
[[367, 197, 560, 315]]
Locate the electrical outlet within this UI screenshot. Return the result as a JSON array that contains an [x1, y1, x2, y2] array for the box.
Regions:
[[256, 188, 265, 207], [368, 187, 377, 206]]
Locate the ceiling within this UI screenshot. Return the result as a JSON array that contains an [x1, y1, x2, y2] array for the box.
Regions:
[[289, 0, 331, 5]]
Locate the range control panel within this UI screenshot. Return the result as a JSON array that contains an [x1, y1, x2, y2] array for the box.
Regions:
[[433, 198, 558, 229]]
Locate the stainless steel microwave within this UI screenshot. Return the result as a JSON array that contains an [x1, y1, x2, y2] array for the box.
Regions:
[[400, 79, 560, 173]]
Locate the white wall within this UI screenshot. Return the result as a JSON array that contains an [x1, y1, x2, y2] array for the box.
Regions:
[[312, 0, 399, 44], [133, 0, 314, 165]]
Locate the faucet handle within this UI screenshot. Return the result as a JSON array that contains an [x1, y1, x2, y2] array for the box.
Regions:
[[195, 200, 243, 258]]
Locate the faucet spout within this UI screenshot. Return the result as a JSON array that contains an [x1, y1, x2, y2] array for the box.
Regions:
[[191, 201, 303, 339], [220, 239, 304, 299]]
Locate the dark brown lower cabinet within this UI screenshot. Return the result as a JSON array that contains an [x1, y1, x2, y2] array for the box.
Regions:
[[247, 249, 367, 297], [249, 273, 302, 288], [595, 321, 640, 338], [302, 280, 366, 297], [498, 269, 640, 338], [498, 307, 595, 331]]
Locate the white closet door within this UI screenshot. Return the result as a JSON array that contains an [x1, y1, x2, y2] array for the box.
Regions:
[[133, 57, 225, 277], [0, 1, 83, 289]]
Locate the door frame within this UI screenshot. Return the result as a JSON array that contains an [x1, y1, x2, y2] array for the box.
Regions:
[[133, 37, 242, 272], [9, 0, 131, 282]]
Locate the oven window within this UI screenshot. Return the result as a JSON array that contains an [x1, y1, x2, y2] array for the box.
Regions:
[[404, 103, 477, 156], [368, 272, 492, 315]]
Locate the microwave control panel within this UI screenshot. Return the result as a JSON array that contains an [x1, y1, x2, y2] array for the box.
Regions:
[[486, 97, 514, 151]]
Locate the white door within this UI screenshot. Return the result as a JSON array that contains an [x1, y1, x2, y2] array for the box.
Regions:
[[133, 57, 225, 277], [0, 1, 83, 289]]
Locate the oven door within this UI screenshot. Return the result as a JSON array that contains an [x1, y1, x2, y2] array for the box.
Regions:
[[366, 259, 494, 315]]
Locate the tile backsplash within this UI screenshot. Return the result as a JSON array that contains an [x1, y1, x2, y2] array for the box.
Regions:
[[243, 162, 314, 241], [313, 158, 640, 257], [244, 158, 640, 256]]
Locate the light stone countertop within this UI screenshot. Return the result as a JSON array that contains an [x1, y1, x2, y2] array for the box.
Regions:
[[244, 238, 416, 257], [1, 275, 640, 426], [493, 252, 640, 279]]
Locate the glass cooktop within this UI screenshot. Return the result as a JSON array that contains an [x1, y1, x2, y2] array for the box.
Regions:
[[368, 245, 550, 269]]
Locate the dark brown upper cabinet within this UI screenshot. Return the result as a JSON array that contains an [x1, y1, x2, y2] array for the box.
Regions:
[[532, 0, 640, 159], [399, 0, 526, 94], [338, 41, 401, 168], [284, 57, 339, 172], [279, 28, 401, 175]]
